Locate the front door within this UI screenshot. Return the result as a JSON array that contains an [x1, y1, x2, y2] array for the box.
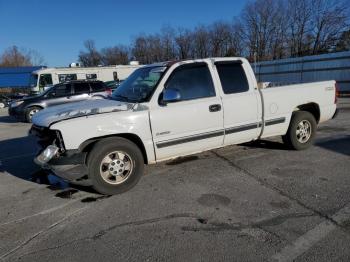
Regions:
[[150, 62, 224, 161], [45, 83, 73, 107]]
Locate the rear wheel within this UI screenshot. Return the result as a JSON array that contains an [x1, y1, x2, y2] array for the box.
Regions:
[[282, 111, 317, 150], [26, 106, 42, 123], [88, 137, 144, 195]]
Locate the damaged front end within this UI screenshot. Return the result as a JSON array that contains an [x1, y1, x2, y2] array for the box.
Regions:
[[30, 125, 65, 165], [30, 125, 90, 184]]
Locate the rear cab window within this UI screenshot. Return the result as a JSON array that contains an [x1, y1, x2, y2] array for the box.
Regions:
[[215, 62, 249, 94]]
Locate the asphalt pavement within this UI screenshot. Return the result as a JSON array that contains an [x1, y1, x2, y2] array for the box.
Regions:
[[0, 99, 349, 262]]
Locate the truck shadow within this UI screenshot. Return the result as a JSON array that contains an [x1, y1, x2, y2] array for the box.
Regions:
[[315, 136, 350, 156], [0, 135, 93, 193], [242, 139, 288, 151], [0, 115, 19, 123], [243, 136, 350, 156]]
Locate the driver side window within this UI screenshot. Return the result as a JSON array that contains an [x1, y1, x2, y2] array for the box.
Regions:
[[165, 63, 216, 101]]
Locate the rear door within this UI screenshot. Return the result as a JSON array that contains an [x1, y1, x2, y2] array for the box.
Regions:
[[150, 62, 224, 161], [90, 82, 108, 97], [215, 61, 261, 145], [71, 82, 91, 102]]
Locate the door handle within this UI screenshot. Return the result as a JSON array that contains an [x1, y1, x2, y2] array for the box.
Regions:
[[209, 104, 221, 112]]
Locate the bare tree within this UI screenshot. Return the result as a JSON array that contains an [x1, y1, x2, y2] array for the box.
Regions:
[[336, 30, 350, 51], [160, 26, 176, 60], [309, 0, 349, 54], [286, 0, 313, 57], [209, 21, 233, 57], [106, 0, 350, 64], [192, 25, 210, 58], [131, 35, 149, 64], [0, 46, 33, 67], [240, 0, 282, 61], [26, 49, 45, 66], [78, 40, 102, 66], [175, 28, 193, 59], [269, 1, 288, 59], [101, 45, 129, 65]]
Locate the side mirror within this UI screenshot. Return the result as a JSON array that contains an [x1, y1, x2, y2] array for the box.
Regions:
[[162, 88, 181, 104]]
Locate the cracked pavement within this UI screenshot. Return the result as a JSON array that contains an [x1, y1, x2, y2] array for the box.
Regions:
[[0, 99, 349, 262]]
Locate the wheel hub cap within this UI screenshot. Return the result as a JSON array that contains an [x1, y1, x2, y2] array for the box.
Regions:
[[296, 120, 312, 143], [30, 109, 39, 118], [108, 159, 126, 177], [99, 151, 133, 185]]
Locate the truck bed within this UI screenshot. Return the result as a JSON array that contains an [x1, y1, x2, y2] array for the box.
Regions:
[[259, 80, 337, 138]]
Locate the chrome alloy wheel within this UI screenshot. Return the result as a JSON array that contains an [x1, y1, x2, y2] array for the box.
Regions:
[[296, 120, 312, 143], [99, 151, 134, 185]]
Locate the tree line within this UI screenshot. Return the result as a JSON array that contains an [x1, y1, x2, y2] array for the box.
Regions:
[[1, 0, 349, 67], [0, 46, 45, 67], [79, 0, 350, 66]]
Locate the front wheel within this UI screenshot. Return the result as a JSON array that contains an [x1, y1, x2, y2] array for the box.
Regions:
[[88, 137, 144, 195], [282, 111, 317, 150], [26, 106, 42, 123], [0, 102, 5, 108]]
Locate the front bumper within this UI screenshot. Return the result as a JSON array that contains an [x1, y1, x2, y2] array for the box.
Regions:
[[8, 106, 26, 120], [34, 148, 90, 184]]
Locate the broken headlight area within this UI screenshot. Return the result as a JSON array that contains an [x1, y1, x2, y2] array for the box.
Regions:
[[35, 145, 60, 165], [30, 125, 66, 154]]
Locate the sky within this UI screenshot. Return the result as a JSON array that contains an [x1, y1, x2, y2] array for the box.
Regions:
[[0, 0, 246, 66]]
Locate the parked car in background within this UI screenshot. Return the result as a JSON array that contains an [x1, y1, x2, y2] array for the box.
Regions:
[[9, 80, 110, 122], [0, 94, 10, 108], [0, 93, 29, 108], [30, 57, 338, 195]]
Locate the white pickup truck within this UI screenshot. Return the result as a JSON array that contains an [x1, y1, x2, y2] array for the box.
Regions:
[[30, 57, 338, 195]]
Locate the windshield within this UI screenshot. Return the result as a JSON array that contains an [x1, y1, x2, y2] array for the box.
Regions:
[[30, 74, 38, 87], [111, 66, 167, 102]]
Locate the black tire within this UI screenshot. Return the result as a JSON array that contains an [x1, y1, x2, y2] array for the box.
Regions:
[[87, 137, 144, 195], [25, 106, 42, 123], [282, 111, 317, 150]]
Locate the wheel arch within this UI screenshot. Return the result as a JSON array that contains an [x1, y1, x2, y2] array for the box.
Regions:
[[294, 102, 320, 123], [79, 133, 149, 164], [26, 104, 44, 110]]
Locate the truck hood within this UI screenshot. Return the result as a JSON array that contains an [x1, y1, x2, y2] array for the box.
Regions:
[[32, 99, 134, 127]]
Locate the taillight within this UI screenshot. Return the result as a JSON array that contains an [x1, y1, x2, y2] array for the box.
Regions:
[[106, 88, 112, 96], [335, 82, 339, 104]]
